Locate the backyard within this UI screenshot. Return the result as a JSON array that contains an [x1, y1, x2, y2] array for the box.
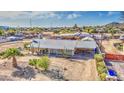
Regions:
[[0, 40, 99, 81], [101, 39, 123, 55], [0, 55, 99, 81]]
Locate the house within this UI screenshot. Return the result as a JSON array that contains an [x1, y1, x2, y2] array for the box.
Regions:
[[53, 32, 91, 40], [29, 38, 98, 56]]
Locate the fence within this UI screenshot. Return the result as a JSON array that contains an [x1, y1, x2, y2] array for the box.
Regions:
[[105, 53, 124, 61]]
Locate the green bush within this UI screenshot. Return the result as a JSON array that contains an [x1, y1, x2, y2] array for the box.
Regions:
[[97, 66, 107, 74], [94, 54, 103, 62], [29, 59, 37, 66], [29, 56, 50, 71], [97, 61, 105, 67], [99, 73, 107, 81], [95, 54, 108, 81], [37, 56, 50, 70], [0, 52, 5, 56]]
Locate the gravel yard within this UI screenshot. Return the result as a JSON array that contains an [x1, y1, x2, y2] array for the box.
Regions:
[[0, 40, 99, 81], [0, 55, 99, 81]]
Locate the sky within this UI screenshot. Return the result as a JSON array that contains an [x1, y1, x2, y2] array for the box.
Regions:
[[0, 11, 122, 27]]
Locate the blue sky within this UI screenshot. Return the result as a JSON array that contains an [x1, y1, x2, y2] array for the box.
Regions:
[[0, 11, 121, 27]]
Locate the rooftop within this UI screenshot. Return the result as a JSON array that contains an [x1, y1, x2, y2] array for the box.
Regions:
[[30, 39, 97, 50]]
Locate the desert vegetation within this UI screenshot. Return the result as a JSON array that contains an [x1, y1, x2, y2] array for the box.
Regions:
[[0, 48, 22, 67], [94, 54, 108, 81], [29, 56, 50, 71]]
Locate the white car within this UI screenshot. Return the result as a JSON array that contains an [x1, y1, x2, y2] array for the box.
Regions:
[[119, 35, 124, 40]]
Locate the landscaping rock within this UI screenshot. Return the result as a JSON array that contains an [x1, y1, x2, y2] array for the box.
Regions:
[[12, 66, 36, 80], [41, 67, 65, 81]]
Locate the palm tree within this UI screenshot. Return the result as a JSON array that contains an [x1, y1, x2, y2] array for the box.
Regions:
[[2, 48, 22, 67]]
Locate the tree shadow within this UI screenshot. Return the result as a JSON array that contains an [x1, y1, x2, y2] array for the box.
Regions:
[[11, 66, 36, 80]]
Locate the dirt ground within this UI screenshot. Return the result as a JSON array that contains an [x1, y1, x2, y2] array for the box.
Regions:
[[101, 39, 124, 55], [0, 56, 99, 81], [0, 39, 31, 52], [0, 40, 99, 81], [50, 57, 99, 80]]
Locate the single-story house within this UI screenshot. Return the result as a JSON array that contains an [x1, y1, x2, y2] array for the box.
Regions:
[[29, 38, 98, 56], [53, 32, 92, 40]]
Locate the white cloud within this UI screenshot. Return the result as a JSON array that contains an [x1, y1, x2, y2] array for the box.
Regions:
[[0, 11, 28, 18], [0, 11, 61, 19], [32, 12, 61, 19], [67, 13, 81, 19]]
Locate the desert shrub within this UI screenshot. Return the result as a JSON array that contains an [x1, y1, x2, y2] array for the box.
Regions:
[[97, 61, 105, 67], [97, 66, 104, 74], [24, 42, 30, 50], [97, 66, 107, 74], [29, 59, 37, 66], [99, 73, 107, 81], [114, 43, 123, 51], [0, 52, 5, 58], [94, 54, 103, 62], [29, 56, 50, 71], [95, 54, 108, 80], [37, 56, 50, 70]]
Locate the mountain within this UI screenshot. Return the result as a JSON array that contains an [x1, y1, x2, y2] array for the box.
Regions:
[[105, 22, 124, 29], [0, 26, 10, 30], [105, 22, 120, 27]]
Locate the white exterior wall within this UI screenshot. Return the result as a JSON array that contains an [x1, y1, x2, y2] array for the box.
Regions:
[[49, 49, 74, 56]]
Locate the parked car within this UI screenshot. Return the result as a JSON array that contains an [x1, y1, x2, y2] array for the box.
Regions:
[[7, 35, 24, 41], [119, 35, 124, 40]]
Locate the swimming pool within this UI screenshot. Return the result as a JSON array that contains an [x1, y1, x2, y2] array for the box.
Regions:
[[108, 69, 117, 76]]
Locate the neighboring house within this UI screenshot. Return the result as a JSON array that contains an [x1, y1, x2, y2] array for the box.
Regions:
[[53, 32, 91, 40], [29, 38, 98, 56], [79, 32, 91, 38]]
